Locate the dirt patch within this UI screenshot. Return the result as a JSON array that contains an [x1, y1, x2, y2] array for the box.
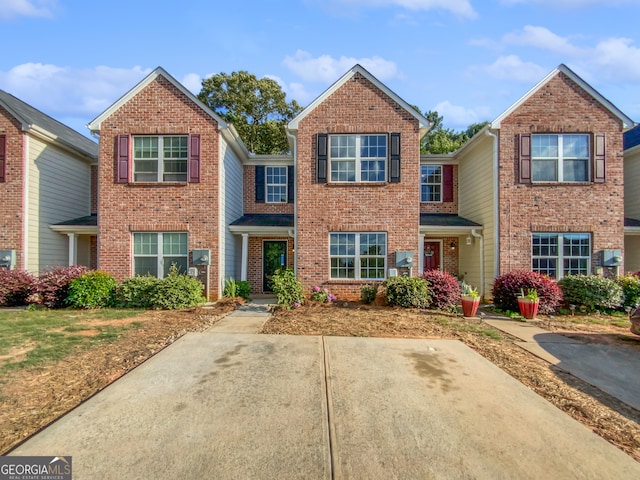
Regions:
[[261, 302, 640, 463], [0, 299, 240, 454], [0, 346, 35, 366]]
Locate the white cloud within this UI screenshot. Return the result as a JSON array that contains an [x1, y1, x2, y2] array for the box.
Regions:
[[181, 73, 202, 93], [0, 63, 151, 118], [0, 0, 55, 20], [325, 0, 477, 18], [264, 74, 314, 105], [589, 37, 640, 82], [481, 55, 548, 83], [433, 100, 490, 127], [503, 26, 584, 56], [283, 50, 399, 83]]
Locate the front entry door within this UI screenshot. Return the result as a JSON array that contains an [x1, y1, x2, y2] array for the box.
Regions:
[[263, 241, 287, 292], [424, 241, 441, 272]]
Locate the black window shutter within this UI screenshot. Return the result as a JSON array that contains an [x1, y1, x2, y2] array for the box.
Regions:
[[255, 166, 265, 203], [188, 134, 201, 183], [389, 133, 401, 183], [116, 134, 130, 183], [442, 165, 454, 202], [317, 134, 328, 183], [519, 134, 531, 184], [594, 134, 606, 183], [287, 165, 294, 203], [0, 135, 6, 183]]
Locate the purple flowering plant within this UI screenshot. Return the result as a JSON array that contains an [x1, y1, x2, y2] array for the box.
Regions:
[[310, 285, 336, 303]]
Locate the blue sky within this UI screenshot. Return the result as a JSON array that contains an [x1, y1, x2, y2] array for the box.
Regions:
[[2, 0, 640, 138]]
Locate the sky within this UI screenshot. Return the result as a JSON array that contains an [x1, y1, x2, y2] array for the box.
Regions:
[[1, 0, 640, 139]]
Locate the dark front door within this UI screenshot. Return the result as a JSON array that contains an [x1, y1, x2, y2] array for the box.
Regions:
[[263, 241, 287, 292], [424, 241, 441, 272]]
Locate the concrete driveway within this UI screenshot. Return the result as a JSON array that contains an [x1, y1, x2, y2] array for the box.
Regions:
[[10, 333, 640, 479]]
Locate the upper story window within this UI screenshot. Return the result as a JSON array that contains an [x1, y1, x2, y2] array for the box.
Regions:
[[531, 134, 589, 182], [266, 166, 287, 203], [421, 165, 442, 202], [133, 135, 188, 182], [330, 134, 387, 182]]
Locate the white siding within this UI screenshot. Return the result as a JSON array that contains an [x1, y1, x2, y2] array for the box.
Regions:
[[457, 133, 497, 298], [219, 137, 244, 292], [625, 236, 640, 273], [625, 148, 640, 220], [26, 135, 91, 273]]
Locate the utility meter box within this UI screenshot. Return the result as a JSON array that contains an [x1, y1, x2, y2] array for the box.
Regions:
[[602, 249, 623, 267], [192, 249, 211, 266], [0, 250, 16, 270], [395, 251, 414, 268]]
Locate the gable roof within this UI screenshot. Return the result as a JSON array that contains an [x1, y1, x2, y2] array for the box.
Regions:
[[624, 124, 640, 151], [88, 67, 228, 133], [491, 64, 634, 129], [0, 89, 98, 159], [287, 64, 431, 135]]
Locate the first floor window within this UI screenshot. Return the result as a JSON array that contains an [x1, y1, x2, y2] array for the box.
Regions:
[[330, 232, 386, 280], [266, 166, 287, 203], [330, 134, 387, 182], [532, 134, 589, 182], [133, 135, 188, 182], [133, 232, 188, 278], [421, 165, 442, 202], [532, 233, 590, 278]]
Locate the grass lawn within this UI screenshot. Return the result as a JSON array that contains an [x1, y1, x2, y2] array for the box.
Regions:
[[0, 308, 144, 374]]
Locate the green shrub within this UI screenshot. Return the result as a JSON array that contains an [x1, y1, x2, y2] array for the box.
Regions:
[[114, 276, 161, 308], [223, 277, 251, 301], [271, 268, 305, 309], [310, 286, 336, 303], [0, 269, 35, 307], [383, 276, 431, 309], [151, 265, 205, 310], [360, 284, 379, 305], [615, 275, 640, 309], [558, 275, 623, 311], [67, 271, 117, 308]]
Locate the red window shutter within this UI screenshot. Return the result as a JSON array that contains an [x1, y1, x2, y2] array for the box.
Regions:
[[519, 133, 531, 183], [594, 134, 605, 183], [442, 165, 454, 202], [116, 135, 130, 183], [317, 134, 328, 183], [0, 135, 6, 183], [389, 133, 401, 183], [188, 134, 201, 183]]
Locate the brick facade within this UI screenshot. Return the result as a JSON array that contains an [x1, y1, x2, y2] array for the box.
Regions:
[[420, 165, 458, 214], [497, 72, 625, 275], [295, 72, 422, 296], [96, 76, 223, 299], [243, 165, 294, 215], [247, 236, 294, 294], [0, 108, 24, 269]]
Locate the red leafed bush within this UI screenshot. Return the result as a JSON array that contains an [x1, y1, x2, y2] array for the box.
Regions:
[[422, 269, 461, 311], [30, 265, 89, 308], [0, 269, 36, 307], [492, 270, 562, 315]]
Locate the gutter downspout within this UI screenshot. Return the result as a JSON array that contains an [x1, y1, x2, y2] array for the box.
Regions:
[[285, 130, 298, 275], [471, 229, 484, 298], [485, 128, 499, 297]]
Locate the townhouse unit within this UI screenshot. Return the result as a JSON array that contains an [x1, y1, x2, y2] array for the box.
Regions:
[[0, 89, 98, 273], [85, 63, 633, 300], [623, 124, 640, 271]]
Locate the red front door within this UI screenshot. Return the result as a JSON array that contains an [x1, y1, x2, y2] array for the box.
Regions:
[[424, 241, 440, 272]]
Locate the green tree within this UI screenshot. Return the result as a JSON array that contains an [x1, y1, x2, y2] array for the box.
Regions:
[[198, 71, 302, 154], [419, 110, 488, 154]]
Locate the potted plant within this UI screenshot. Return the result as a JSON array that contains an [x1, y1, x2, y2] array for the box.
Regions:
[[460, 283, 480, 318], [517, 288, 539, 319]]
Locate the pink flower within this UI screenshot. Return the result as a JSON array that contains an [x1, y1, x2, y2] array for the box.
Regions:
[[312, 286, 320, 292], [294, 302, 301, 308]]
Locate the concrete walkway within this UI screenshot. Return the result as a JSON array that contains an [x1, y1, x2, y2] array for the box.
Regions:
[[10, 323, 640, 478], [481, 309, 640, 411], [205, 297, 274, 334]]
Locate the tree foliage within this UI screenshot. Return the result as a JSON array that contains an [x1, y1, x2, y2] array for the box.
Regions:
[[198, 71, 302, 154], [420, 110, 488, 154]]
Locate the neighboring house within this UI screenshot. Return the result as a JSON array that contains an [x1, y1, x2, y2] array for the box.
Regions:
[[623, 124, 640, 272], [88, 64, 634, 300], [0, 89, 98, 274]]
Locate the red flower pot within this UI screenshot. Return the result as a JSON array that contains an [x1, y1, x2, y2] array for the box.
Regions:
[[461, 296, 480, 317], [518, 298, 539, 319]]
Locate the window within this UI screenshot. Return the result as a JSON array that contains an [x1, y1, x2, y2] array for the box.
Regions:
[[532, 134, 589, 182], [266, 166, 287, 203], [532, 233, 590, 278], [133, 232, 188, 278], [133, 136, 188, 182], [421, 165, 442, 202], [330, 232, 386, 280], [329, 134, 386, 182]]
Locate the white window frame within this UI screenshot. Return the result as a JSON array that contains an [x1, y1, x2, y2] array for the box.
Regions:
[[531, 134, 590, 183], [532, 232, 591, 279], [329, 134, 387, 183], [266, 166, 287, 203], [133, 232, 189, 278], [421, 165, 442, 202], [133, 135, 188, 182], [329, 232, 387, 280]]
